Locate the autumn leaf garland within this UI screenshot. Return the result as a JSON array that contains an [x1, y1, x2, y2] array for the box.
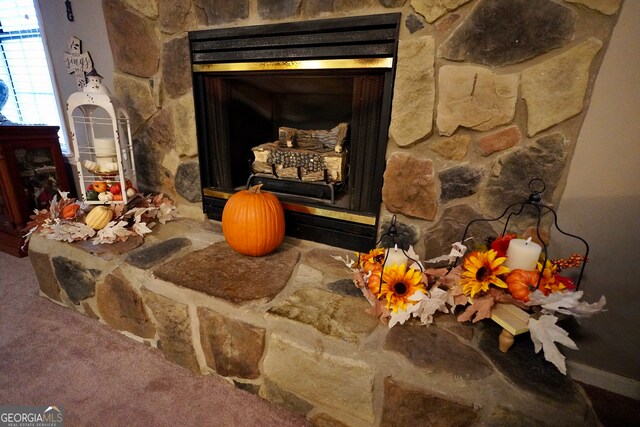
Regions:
[[24, 191, 178, 245]]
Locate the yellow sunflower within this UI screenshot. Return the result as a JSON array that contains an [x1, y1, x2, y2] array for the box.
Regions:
[[460, 250, 510, 297], [378, 263, 426, 312]]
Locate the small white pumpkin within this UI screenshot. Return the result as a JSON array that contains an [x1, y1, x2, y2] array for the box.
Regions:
[[98, 191, 114, 202], [126, 187, 136, 198]]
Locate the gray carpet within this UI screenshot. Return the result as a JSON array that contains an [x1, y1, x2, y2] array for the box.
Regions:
[[0, 251, 310, 426]]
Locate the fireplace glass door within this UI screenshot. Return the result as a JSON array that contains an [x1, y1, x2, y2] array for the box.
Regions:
[[198, 69, 386, 211]]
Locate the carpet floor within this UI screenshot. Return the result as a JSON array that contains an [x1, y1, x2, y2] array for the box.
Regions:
[[0, 251, 310, 426]]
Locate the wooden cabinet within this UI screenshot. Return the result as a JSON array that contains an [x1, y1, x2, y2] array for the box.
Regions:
[[0, 126, 70, 256]]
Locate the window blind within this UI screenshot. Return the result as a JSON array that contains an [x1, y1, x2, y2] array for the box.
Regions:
[[0, 0, 64, 145]]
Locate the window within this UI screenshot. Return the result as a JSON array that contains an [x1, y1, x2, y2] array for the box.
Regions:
[[0, 0, 66, 150]]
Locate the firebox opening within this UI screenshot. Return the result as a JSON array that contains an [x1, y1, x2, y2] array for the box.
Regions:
[[213, 70, 384, 210]]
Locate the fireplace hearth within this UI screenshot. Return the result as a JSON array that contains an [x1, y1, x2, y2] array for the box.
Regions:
[[28, 223, 596, 426], [189, 13, 401, 251]]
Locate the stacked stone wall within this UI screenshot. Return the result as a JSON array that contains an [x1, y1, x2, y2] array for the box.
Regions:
[[102, 0, 622, 259]]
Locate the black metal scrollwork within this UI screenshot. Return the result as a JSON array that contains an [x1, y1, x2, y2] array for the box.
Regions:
[[455, 178, 589, 290]]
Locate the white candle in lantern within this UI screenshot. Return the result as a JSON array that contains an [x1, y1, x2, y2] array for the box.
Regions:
[[95, 156, 117, 170], [93, 137, 117, 157], [504, 237, 542, 271], [384, 244, 408, 267], [104, 162, 119, 172]]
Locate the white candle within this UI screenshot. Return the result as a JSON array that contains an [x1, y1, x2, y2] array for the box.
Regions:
[[385, 244, 408, 267], [95, 156, 117, 170], [103, 162, 119, 172], [93, 137, 116, 157], [504, 238, 542, 271]]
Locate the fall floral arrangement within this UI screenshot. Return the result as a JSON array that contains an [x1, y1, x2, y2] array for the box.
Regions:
[[24, 190, 178, 245], [346, 233, 606, 374]]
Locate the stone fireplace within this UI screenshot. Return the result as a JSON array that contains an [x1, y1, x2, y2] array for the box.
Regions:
[[103, 0, 621, 268], [189, 14, 399, 250], [27, 3, 623, 424]]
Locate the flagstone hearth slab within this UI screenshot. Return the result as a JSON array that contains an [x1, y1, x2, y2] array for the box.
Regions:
[[268, 287, 378, 343], [125, 237, 192, 269], [153, 241, 300, 304], [300, 247, 353, 280]]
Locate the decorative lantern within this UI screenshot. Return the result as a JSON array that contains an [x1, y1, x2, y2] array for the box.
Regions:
[[66, 69, 137, 204], [455, 178, 589, 290]]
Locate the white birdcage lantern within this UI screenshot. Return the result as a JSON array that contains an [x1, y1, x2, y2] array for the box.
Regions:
[[66, 69, 137, 204]]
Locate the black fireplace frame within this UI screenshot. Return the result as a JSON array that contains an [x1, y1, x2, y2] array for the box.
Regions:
[[189, 13, 400, 251]]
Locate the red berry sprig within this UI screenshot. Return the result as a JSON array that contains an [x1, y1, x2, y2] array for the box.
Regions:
[[552, 253, 587, 272]]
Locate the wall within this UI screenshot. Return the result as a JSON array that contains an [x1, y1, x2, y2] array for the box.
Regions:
[[552, 0, 640, 383], [37, 0, 114, 104], [35, 0, 638, 385]]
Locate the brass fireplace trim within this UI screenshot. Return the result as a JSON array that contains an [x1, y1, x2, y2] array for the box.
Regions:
[[203, 188, 377, 225], [192, 57, 393, 73]]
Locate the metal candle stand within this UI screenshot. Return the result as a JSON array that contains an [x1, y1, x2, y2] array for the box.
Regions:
[[360, 214, 423, 294], [455, 178, 589, 290]]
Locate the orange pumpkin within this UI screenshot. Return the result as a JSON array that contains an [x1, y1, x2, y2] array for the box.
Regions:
[[222, 184, 285, 256], [61, 203, 80, 219], [506, 269, 541, 302], [92, 181, 108, 193], [362, 260, 383, 275], [367, 272, 382, 294]]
